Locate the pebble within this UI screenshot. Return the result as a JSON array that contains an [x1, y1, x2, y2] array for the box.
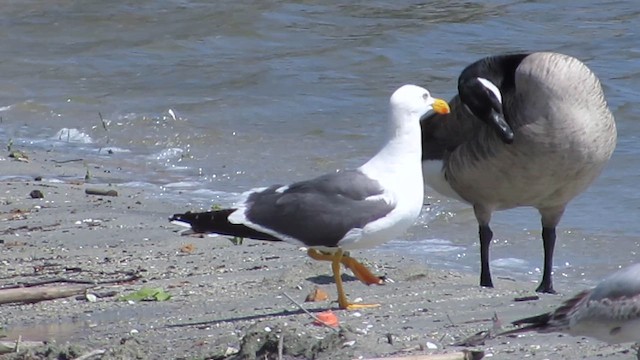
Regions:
[[29, 189, 44, 199]]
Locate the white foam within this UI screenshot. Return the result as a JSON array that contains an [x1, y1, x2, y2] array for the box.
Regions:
[[381, 238, 465, 254], [490, 257, 529, 269], [151, 148, 183, 161], [163, 181, 203, 188], [119, 181, 158, 189], [53, 128, 93, 144]]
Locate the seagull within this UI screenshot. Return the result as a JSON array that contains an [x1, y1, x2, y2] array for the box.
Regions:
[[421, 52, 617, 293], [170, 84, 450, 310], [502, 263, 640, 356]]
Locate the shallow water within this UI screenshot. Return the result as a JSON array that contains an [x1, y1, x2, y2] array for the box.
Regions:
[[1, 0, 638, 286]]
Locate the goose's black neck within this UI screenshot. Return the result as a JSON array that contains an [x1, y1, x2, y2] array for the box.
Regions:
[[458, 53, 530, 92]]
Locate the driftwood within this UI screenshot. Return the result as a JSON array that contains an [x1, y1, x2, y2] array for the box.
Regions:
[[0, 338, 47, 355], [362, 350, 484, 360], [73, 348, 107, 360], [85, 188, 118, 197], [0, 284, 90, 304]]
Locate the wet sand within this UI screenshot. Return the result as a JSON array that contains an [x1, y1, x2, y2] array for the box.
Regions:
[[0, 149, 634, 359]]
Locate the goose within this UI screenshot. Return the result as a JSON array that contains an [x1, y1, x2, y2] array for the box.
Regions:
[[421, 52, 617, 293], [170, 84, 450, 310], [501, 263, 640, 355]]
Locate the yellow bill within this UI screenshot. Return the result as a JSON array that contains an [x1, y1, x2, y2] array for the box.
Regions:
[[432, 98, 450, 114]]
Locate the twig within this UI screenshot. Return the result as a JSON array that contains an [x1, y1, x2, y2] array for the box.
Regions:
[[1, 272, 142, 290], [29, 273, 140, 287], [73, 348, 106, 360], [281, 292, 339, 332], [15, 335, 21, 353], [99, 112, 107, 131], [1, 223, 61, 235], [445, 313, 455, 326], [51, 159, 84, 164], [278, 334, 284, 360]]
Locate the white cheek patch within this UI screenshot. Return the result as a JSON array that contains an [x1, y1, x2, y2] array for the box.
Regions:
[[477, 77, 503, 104]]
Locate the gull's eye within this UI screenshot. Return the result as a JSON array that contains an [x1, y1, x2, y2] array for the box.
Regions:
[[422, 92, 430, 100]]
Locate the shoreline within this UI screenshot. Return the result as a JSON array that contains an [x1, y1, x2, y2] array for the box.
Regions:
[[0, 149, 633, 359]]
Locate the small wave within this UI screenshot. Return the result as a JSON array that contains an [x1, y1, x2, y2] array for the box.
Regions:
[[163, 181, 203, 189], [177, 188, 241, 206], [119, 181, 159, 189], [381, 238, 465, 254], [165, 165, 191, 171], [98, 147, 131, 154], [53, 128, 93, 144], [490, 257, 529, 269], [0, 175, 34, 181]]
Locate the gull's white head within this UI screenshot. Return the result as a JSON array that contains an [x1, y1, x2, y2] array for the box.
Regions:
[[389, 84, 450, 123]]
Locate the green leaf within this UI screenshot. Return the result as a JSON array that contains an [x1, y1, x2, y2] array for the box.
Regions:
[[8, 150, 27, 160], [119, 287, 171, 302]]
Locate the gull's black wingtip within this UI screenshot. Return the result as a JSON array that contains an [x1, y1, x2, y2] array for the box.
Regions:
[[169, 212, 184, 222], [168, 209, 282, 242], [498, 312, 552, 337], [169, 211, 198, 228]]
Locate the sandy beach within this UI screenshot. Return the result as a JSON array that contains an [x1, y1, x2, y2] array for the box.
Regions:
[[0, 149, 634, 359]]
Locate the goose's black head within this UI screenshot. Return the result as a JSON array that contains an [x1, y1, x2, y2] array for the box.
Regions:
[[457, 53, 529, 144]]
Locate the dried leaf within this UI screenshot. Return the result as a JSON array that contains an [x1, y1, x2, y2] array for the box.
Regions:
[[305, 287, 329, 302], [180, 243, 196, 254]]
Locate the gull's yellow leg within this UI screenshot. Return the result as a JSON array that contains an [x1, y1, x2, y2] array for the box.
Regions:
[[331, 248, 380, 310], [339, 256, 384, 285], [307, 248, 334, 261], [307, 249, 384, 286]]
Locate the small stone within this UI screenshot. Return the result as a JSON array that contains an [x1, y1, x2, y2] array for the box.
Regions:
[[29, 190, 44, 199], [130, 329, 139, 334], [426, 341, 438, 349], [224, 347, 239, 356], [86, 293, 98, 302]]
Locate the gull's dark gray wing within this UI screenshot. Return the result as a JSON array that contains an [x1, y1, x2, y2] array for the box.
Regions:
[[243, 170, 395, 247]]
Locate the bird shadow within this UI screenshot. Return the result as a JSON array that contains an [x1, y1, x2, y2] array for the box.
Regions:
[[165, 307, 330, 329], [305, 274, 359, 285]]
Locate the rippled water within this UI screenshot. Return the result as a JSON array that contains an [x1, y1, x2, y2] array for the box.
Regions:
[[1, 0, 638, 286]]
